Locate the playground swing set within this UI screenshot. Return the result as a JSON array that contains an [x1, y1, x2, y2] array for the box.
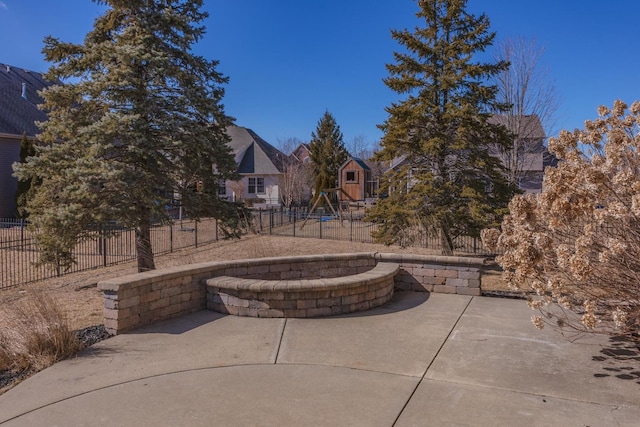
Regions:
[[299, 187, 356, 230]]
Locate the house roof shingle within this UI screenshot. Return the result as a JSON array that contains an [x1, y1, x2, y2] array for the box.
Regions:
[[0, 63, 54, 137], [226, 126, 285, 174], [339, 157, 371, 172], [290, 143, 311, 163]]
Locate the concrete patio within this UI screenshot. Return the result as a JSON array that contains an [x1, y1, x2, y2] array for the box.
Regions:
[[0, 292, 638, 426]]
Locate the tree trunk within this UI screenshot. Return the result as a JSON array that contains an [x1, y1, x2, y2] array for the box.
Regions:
[[439, 224, 454, 256], [135, 219, 156, 272]]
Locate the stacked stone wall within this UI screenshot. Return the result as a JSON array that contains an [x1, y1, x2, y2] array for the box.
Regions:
[[98, 253, 484, 334]]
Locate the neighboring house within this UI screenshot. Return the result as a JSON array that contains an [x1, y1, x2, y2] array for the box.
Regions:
[[0, 63, 54, 218], [488, 114, 558, 193], [283, 143, 313, 207], [224, 126, 286, 206], [338, 157, 375, 202], [290, 142, 311, 164], [364, 159, 386, 197], [0, 64, 289, 213], [382, 115, 557, 196]]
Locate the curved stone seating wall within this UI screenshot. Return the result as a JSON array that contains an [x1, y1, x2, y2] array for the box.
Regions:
[[98, 252, 484, 335], [206, 262, 400, 318]]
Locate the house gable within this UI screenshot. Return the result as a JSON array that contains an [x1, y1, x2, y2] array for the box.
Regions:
[[291, 143, 311, 163], [488, 114, 556, 193], [225, 125, 287, 205], [226, 126, 285, 175]]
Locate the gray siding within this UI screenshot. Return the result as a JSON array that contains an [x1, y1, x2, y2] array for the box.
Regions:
[[0, 137, 20, 217]]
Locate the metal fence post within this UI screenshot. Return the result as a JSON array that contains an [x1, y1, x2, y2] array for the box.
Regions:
[[170, 222, 173, 253], [102, 231, 108, 267], [269, 208, 273, 235], [215, 218, 219, 241], [195, 220, 199, 248], [350, 211, 353, 242]]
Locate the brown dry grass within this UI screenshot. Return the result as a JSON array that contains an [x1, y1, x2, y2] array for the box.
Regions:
[[0, 292, 80, 373], [0, 234, 510, 332]]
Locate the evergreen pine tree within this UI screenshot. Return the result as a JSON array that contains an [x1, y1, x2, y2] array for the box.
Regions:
[[14, 132, 36, 219], [368, 0, 517, 254], [308, 111, 349, 205], [14, 0, 241, 272]]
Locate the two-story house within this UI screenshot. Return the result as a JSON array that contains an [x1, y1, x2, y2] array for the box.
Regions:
[[224, 126, 286, 206], [381, 114, 557, 197], [488, 114, 558, 193]]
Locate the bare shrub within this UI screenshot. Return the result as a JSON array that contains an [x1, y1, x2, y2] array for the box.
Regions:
[[0, 292, 79, 375], [497, 100, 640, 343]]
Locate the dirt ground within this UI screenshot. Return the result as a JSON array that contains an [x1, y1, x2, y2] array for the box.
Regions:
[[0, 234, 511, 331]]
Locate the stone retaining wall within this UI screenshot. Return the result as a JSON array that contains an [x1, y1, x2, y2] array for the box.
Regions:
[[379, 253, 482, 296], [98, 253, 484, 335], [206, 262, 399, 318]]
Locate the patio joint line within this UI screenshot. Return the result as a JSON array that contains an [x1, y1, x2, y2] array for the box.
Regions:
[[274, 318, 287, 364], [391, 295, 474, 427]]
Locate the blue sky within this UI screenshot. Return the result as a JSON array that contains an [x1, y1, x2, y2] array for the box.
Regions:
[[1, 0, 639, 152]]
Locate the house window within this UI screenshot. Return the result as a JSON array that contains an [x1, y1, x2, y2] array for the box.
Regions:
[[218, 179, 226, 196], [248, 177, 265, 194], [346, 171, 357, 183]]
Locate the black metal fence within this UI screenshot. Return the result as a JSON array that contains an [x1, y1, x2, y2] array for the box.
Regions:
[[1, 207, 497, 290], [250, 207, 496, 256], [0, 217, 220, 289]]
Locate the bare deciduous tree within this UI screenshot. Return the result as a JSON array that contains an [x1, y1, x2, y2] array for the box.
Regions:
[[276, 137, 312, 208], [346, 135, 379, 161], [227, 180, 245, 203], [492, 37, 560, 188]]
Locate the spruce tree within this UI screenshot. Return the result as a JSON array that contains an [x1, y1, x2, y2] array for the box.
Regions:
[[368, 0, 517, 254], [14, 0, 241, 272], [308, 111, 349, 205]]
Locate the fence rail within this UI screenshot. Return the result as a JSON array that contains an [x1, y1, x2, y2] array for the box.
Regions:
[[1, 208, 497, 290], [0, 217, 220, 289], [250, 207, 497, 257]]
